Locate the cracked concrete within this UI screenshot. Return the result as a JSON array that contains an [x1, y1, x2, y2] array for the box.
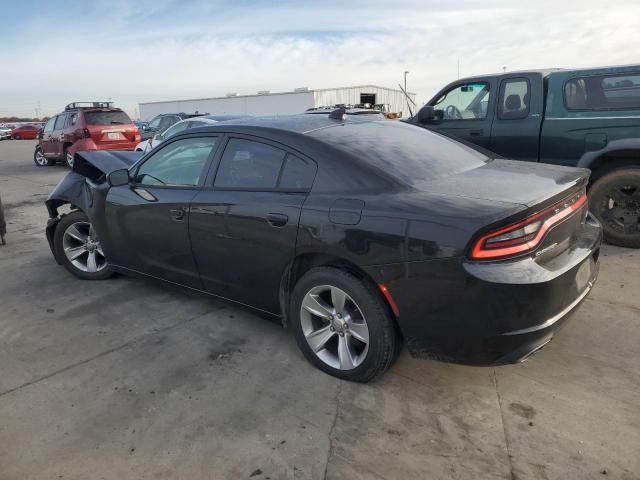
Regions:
[[1, 140, 639, 479]]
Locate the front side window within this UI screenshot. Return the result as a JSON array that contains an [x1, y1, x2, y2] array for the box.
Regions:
[[160, 120, 190, 140], [565, 73, 640, 110], [215, 139, 286, 189], [134, 137, 217, 187], [432, 82, 491, 120], [54, 114, 67, 130], [498, 78, 530, 120], [43, 117, 55, 133]]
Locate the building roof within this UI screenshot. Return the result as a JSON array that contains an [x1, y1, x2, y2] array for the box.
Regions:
[[139, 85, 416, 106]]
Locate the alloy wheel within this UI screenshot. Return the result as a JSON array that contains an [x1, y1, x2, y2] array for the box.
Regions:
[[300, 285, 370, 370], [62, 221, 107, 273], [66, 151, 74, 168], [34, 149, 47, 166], [599, 181, 640, 235]]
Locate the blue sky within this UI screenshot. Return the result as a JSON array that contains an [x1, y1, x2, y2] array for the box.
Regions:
[[1, 0, 639, 117]]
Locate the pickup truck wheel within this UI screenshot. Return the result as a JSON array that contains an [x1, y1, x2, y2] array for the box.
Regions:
[[54, 211, 114, 280], [64, 148, 74, 168], [290, 267, 398, 382], [589, 167, 640, 248], [33, 146, 53, 167]]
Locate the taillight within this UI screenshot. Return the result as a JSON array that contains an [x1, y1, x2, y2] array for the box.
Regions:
[[470, 190, 587, 260]]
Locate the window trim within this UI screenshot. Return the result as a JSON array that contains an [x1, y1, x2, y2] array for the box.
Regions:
[[563, 72, 640, 112], [209, 134, 317, 193], [497, 77, 531, 120], [129, 133, 221, 190], [430, 81, 492, 122]]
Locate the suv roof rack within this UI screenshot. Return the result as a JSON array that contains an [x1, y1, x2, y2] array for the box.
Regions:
[[65, 102, 115, 111]]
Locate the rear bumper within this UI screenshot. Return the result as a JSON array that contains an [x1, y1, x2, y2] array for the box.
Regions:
[[364, 214, 602, 365]]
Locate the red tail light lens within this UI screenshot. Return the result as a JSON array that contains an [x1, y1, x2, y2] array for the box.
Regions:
[[470, 190, 587, 260]]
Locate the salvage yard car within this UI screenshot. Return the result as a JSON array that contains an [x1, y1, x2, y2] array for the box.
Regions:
[[34, 102, 140, 168], [44, 114, 601, 382], [135, 114, 248, 153], [10, 124, 41, 139], [410, 64, 640, 248]]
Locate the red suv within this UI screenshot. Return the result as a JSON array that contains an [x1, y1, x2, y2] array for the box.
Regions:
[[34, 102, 140, 167]]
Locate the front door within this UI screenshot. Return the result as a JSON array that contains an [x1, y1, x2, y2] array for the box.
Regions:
[[100, 135, 220, 288], [189, 136, 317, 313], [51, 114, 68, 157], [420, 80, 496, 149]]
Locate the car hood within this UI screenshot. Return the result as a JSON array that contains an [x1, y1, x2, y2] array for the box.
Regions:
[[73, 150, 142, 181]]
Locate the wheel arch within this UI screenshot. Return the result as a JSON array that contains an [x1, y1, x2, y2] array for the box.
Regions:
[[279, 252, 399, 329], [577, 139, 640, 183]]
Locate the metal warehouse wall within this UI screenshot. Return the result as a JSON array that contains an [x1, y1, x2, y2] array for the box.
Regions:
[[313, 86, 416, 117], [139, 91, 314, 120]]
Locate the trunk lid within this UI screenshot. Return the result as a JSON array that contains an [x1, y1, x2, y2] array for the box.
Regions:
[[83, 110, 139, 146]]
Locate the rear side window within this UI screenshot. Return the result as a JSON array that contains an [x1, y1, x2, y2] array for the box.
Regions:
[[54, 115, 67, 130], [215, 139, 286, 189], [279, 154, 316, 190], [498, 78, 530, 120], [67, 113, 78, 127], [84, 110, 131, 125], [565, 73, 640, 110]]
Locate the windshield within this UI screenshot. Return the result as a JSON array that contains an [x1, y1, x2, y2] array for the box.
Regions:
[[311, 121, 488, 185], [84, 110, 131, 125]]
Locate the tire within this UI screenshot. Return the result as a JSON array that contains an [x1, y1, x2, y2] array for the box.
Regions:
[[290, 266, 398, 382], [14, 134, 21, 140], [53, 211, 114, 280], [589, 167, 640, 248], [64, 147, 74, 168], [33, 146, 53, 167]]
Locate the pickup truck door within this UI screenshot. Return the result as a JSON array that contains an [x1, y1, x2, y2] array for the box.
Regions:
[[417, 79, 497, 149], [489, 73, 544, 162]]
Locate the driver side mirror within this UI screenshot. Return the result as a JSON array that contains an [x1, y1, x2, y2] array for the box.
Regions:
[[108, 168, 130, 187], [417, 105, 436, 124]]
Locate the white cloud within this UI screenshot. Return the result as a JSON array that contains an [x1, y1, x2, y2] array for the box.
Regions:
[[1, 0, 639, 117]]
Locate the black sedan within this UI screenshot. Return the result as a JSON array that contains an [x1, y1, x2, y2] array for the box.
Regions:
[[44, 113, 602, 382]]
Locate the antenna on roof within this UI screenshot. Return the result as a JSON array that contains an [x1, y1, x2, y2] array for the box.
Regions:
[[329, 107, 347, 120]]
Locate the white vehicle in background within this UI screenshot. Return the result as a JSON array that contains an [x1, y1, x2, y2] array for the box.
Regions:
[[0, 125, 14, 140], [134, 115, 247, 153]]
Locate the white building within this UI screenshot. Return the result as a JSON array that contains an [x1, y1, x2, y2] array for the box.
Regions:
[[138, 85, 416, 120]]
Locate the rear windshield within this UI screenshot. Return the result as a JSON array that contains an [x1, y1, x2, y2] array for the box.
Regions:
[[310, 121, 488, 184], [84, 110, 131, 125]]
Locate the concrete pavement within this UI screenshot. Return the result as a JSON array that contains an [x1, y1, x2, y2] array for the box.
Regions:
[[0, 140, 638, 480]]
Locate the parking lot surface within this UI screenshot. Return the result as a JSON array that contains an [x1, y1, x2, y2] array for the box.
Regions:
[[0, 140, 639, 480]]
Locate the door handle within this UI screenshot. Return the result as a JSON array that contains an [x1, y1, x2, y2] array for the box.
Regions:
[[170, 207, 187, 221], [266, 213, 288, 227], [469, 129, 483, 136]]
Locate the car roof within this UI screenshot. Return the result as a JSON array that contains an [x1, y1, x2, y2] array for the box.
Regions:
[[192, 114, 375, 135]]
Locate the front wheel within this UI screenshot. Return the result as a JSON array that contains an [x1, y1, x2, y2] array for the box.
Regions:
[[589, 167, 640, 248], [290, 267, 398, 382], [53, 211, 113, 280], [14, 134, 21, 140], [33, 146, 53, 167], [64, 147, 74, 168]]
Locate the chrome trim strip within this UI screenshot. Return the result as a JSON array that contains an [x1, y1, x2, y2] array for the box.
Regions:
[[504, 281, 593, 336], [545, 116, 640, 120]]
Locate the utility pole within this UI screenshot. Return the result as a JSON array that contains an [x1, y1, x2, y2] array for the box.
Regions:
[[457, 58, 460, 79], [404, 70, 409, 115]]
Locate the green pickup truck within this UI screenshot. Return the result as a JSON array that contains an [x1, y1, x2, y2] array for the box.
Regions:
[[409, 65, 640, 248]]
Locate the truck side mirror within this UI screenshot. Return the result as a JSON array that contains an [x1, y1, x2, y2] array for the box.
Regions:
[[108, 169, 130, 187], [417, 106, 436, 124]]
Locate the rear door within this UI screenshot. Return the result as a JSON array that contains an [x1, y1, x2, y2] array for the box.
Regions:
[[189, 135, 317, 313], [489, 74, 544, 161], [421, 79, 496, 149], [101, 135, 220, 287], [40, 117, 57, 156]]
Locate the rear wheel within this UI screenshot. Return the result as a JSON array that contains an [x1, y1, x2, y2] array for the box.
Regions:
[[54, 211, 113, 280], [33, 146, 53, 167], [589, 167, 640, 248], [290, 267, 398, 382], [14, 134, 21, 140]]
